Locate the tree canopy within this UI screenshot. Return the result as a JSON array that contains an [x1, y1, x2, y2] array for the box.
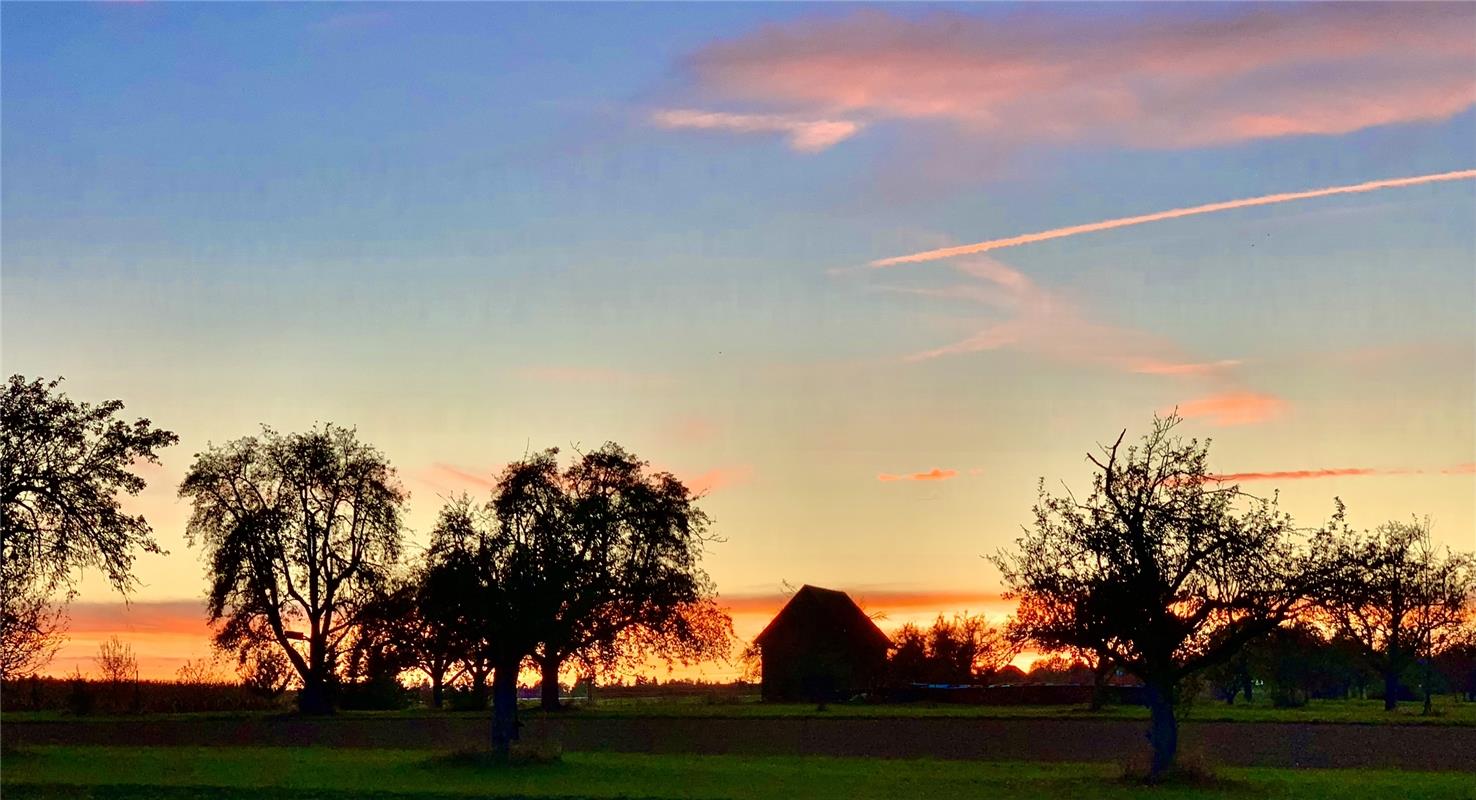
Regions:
[[992, 415, 1342, 779], [1318, 518, 1476, 711], [1, 375, 177, 679], [179, 424, 405, 714]]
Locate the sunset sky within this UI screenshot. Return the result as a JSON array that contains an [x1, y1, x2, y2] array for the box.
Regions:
[[3, 3, 1474, 680]]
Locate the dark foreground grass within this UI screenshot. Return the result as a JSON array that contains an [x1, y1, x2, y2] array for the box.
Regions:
[[6, 695, 1474, 726], [3, 746, 1474, 800]]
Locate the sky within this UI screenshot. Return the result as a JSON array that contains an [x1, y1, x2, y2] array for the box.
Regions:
[[3, 2, 1474, 681]]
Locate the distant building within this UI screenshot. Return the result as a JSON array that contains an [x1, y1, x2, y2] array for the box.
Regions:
[[753, 585, 891, 702]]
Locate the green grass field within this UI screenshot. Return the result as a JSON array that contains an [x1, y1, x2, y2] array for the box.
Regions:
[[3, 746, 1474, 800], [5, 694, 1474, 726], [560, 694, 1476, 725]]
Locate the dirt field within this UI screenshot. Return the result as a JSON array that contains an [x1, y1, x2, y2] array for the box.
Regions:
[[6, 715, 1474, 771]]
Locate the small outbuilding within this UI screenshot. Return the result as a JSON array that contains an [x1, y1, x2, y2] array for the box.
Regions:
[[753, 584, 891, 702]]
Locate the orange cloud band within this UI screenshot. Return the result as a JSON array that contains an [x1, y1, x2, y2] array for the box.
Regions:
[[1212, 462, 1475, 482], [878, 468, 958, 482], [872, 169, 1476, 267], [721, 589, 1009, 617]]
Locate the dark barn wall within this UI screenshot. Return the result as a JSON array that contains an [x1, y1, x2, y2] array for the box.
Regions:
[[760, 630, 887, 702]]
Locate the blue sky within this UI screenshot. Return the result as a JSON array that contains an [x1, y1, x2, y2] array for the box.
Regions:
[[3, 2, 1474, 675]]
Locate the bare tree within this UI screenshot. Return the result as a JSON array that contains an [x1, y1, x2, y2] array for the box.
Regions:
[[1318, 519, 1476, 712], [992, 415, 1342, 780], [95, 635, 138, 686], [180, 424, 406, 714], [1, 375, 177, 679], [175, 655, 225, 686]]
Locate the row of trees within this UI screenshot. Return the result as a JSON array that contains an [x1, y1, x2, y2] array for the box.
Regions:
[[2, 376, 732, 756], [994, 416, 1476, 780]]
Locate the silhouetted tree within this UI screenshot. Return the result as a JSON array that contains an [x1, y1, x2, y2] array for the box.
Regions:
[[180, 424, 406, 714], [887, 613, 1016, 685], [365, 559, 481, 709], [992, 415, 1341, 780], [516, 445, 731, 710], [1318, 519, 1476, 712], [423, 496, 541, 755], [1, 375, 177, 679]]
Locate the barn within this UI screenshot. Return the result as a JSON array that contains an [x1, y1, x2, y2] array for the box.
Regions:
[[753, 585, 891, 702]]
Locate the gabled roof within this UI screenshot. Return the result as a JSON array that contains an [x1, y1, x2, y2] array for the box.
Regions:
[[753, 585, 891, 650]]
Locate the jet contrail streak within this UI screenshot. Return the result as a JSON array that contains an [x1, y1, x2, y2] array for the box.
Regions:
[[871, 169, 1476, 268]]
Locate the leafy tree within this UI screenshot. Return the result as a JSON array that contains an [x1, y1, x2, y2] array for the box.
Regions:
[[422, 496, 540, 754], [517, 445, 731, 710], [992, 415, 1340, 780], [886, 613, 1016, 685], [1, 375, 177, 679], [1318, 519, 1476, 712], [179, 424, 406, 714]]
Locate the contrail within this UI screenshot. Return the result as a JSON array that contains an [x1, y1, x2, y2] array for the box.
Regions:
[[871, 169, 1476, 268]]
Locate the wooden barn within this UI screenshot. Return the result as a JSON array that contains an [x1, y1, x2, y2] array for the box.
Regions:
[[753, 585, 891, 702]]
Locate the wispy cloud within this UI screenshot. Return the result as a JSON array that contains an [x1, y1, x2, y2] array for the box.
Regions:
[[1132, 359, 1246, 377], [419, 462, 501, 493], [1211, 462, 1475, 482], [1173, 391, 1287, 426], [872, 170, 1476, 267], [669, 6, 1475, 153], [899, 257, 1219, 375], [650, 109, 862, 153], [682, 465, 753, 495], [877, 467, 957, 483]]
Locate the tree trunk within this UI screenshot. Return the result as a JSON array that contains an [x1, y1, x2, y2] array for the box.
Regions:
[[1422, 659, 1434, 716], [540, 657, 562, 711], [470, 666, 490, 710], [431, 671, 444, 709], [298, 674, 334, 715], [491, 660, 520, 758], [1383, 669, 1399, 712], [1242, 673, 1253, 704], [1145, 682, 1178, 781], [1090, 657, 1109, 711]]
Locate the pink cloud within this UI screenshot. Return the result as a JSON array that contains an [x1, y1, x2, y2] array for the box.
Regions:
[[651, 109, 862, 152], [1213, 467, 1383, 482], [878, 467, 957, 482], [682, 465, 753, 495], [1173, 391, 1288, 426], [420, 463, 500, 492], [671, 6, 1475, 150], [1209, 462, 1475, 482], [1132, 359, 1245, 377], [900, 257, 1214, 376]]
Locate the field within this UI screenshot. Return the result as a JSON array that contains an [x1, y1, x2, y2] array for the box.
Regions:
[[560, 694, 1476, 725], [4, 746, 1476, 800], [5, 694, 1475, 726]]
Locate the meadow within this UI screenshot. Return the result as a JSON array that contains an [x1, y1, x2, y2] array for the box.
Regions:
[[4, 746, 1476, 800]]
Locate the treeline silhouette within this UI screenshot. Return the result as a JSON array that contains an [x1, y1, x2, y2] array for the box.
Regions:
[[4, 376, 1473, 769]]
